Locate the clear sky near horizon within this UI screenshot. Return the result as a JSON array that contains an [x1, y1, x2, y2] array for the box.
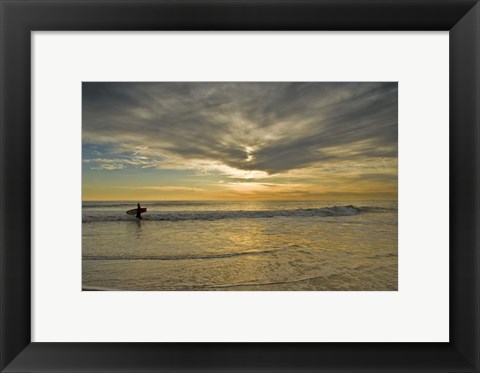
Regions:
[[82, 82, 398, 201]]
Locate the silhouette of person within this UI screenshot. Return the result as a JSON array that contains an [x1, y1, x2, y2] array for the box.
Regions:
[[136, 203, 142, 220]]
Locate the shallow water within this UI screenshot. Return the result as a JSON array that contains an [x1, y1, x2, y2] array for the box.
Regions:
[[82, 200, 397, 291]]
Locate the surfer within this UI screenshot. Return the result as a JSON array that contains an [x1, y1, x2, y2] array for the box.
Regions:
[[136, 203, 143, 220], [126, 204, 147, 219]]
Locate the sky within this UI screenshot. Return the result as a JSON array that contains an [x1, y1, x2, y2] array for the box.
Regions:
[[82, 82, 397, 201]]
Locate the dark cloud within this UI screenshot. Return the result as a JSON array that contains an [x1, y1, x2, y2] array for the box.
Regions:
[[82, 82, 397, 175]]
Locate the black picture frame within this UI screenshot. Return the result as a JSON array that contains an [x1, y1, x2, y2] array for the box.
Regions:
[[1, 0, 479, 372]]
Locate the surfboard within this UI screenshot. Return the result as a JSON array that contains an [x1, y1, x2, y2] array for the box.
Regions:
[[126, 208, 147, 215]]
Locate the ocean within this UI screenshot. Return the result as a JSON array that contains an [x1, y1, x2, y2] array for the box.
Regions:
[[82, 200, 397, 291]]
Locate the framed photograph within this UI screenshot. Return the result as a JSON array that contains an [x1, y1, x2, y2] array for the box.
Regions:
[[81, 81, 399, 292], [1, 0, 479, 372]]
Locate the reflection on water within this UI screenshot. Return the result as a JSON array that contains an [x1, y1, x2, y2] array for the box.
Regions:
[[134, 220, 142, 240], [82, 200, 397, 291]]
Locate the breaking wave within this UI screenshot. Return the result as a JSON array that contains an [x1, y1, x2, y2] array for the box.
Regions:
[[82, 205, 361, 223]]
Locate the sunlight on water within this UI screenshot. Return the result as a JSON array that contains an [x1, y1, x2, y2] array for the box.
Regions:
[[82, 200, 397, 291]]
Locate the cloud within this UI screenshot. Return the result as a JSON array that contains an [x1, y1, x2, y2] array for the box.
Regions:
[[82, 82, 397, 186], [92, 164, 126, 171], [120, 186, 205, 192], [83, 152, 158, 170]]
